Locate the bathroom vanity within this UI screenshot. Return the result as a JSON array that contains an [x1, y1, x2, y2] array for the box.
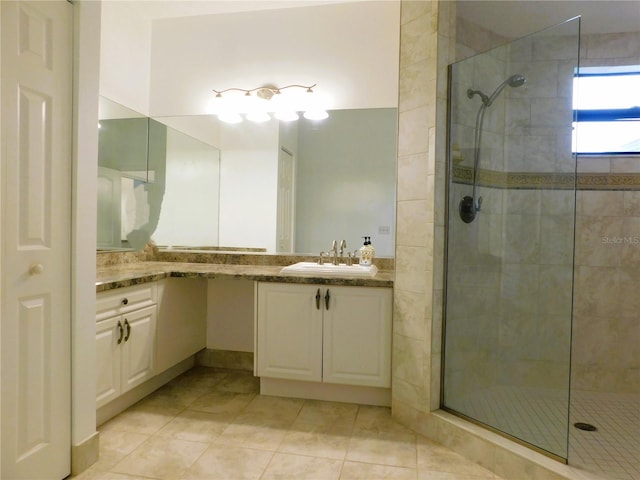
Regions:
[[255, 282, 391, 386], [95, 257, 393, 422], [95, 282, 158, 409]]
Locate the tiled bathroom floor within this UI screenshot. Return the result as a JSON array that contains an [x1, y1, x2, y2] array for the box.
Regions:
[[71, 367, 505, 480]]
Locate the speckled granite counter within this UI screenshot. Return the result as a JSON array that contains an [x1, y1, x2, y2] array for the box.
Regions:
[[96, 261, 394, 292]]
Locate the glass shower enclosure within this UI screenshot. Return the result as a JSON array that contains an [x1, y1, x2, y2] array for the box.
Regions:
[[442, 18, 580, 460]]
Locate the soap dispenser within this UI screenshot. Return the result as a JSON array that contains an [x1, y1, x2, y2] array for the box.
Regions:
[[358, 236, 375, 266]]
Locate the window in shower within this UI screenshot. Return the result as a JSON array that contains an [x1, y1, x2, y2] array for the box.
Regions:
[[572, 65, 640, 154]]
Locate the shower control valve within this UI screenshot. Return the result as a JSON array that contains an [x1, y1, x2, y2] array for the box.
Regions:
[[459, 195, 483, 224]]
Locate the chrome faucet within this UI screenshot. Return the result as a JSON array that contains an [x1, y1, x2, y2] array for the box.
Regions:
[[330, 240, 339, 265], [346, 251, 354, 266], [317, 251, 329, 265], [327, 240, 349, 265], [339, 239, 348, 264]]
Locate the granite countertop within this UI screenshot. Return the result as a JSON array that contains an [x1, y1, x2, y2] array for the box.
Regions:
[[96, 261, 394, 292]]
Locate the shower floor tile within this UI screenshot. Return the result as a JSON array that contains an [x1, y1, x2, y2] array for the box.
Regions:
[[569, 390, 639, 480], [449, 386, 639, 480]]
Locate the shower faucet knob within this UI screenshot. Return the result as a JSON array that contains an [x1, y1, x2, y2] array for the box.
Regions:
[[459, 196, 476, 223]]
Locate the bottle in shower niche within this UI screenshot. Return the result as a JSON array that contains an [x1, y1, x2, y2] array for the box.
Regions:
[[358, 236, 375, 266]]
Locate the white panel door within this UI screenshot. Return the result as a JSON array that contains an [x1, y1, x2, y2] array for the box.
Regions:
[[256, 283, 323, 382], [323, 286, 392, 387], [275, 147, 294, 253], [97, 166, 122, 249], [1, 1, 72, 478]]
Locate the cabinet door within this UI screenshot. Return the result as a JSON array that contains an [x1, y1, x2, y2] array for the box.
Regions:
[[256, 283, 323, 382], [323, 286, 392, 387], [96, 317, 123, 409], [121, 305, 157, 392]]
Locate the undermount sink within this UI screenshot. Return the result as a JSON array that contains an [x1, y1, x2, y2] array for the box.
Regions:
[[280, 262, 378, 278]]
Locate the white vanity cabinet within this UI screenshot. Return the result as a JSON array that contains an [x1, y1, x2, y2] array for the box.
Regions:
[[255, 282, 392, 388], [96, 283, 157, 408]]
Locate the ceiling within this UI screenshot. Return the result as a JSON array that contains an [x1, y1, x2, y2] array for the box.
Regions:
[[100, 0, 638, 116], [133, 1, 400, 116], [119, 0, 639, 35], [457, 1, 640, 36], [124, 0, 352, 18]]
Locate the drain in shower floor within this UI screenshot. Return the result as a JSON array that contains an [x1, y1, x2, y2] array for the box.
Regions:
[[574, 422, 597, 431]]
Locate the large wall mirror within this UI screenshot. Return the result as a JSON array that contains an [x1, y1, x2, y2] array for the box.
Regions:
[[97, 96, 397, 256], [98, 1, 400, 257], [97, 97, 167, 251]]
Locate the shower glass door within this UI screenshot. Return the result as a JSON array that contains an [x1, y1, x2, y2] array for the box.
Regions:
[[442, 18, 580, 460]]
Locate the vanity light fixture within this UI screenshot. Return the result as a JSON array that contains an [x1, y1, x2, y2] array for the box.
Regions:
[[212, 84, 329, 124]]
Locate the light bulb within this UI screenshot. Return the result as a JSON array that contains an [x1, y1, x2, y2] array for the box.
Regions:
[[246, 111, 271, 123], [274, 111, 299, 122], [217, 112, 242, 124], [303, 110, 329, 120]]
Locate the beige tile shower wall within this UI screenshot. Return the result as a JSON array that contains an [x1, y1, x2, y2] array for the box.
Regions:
[[392, 0, 455, 429], [449, 19, 578, 391], [573, 190, 640, 394], [506, 29, 577, 175], [455, 16, 508, 60], [444, 182, 502, 399], [573, 30, 640, 394], [496, 189, 574, 390]]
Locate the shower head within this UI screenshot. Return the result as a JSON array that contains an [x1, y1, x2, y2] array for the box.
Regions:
[[460, 73, 527, 224], [507, 74, 526, 87], [467, 74, 526, 108], [485, 73, 526, 107]]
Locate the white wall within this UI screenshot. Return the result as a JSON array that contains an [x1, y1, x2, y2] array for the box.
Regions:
[[148, 1, 400, 116], [72, 0, 101, 454], [153, 128, 221, 247], [99, 1, 152, 115], [157, 115, 221, 150], [206, 279, 254, 352], [218, 120, 279, 251]]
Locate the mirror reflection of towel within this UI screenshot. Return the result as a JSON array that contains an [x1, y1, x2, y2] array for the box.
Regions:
[[126, 181, 165, 251]]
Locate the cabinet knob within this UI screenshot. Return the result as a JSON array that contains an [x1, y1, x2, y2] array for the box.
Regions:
[[325, 289, 330, 310], [121, 298, 129, 305], [316, 289, 321, 310]]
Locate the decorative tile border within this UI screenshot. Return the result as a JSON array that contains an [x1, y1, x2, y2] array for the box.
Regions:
[[452, 166, 640, 191], [577, 172, 640, 190]]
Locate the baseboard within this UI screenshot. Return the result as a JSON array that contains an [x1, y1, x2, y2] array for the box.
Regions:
[[260, 377, 391, 406], [71, 431, 100, 476], [97, 356, 195, 426], [195, 348, 253, 371]]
